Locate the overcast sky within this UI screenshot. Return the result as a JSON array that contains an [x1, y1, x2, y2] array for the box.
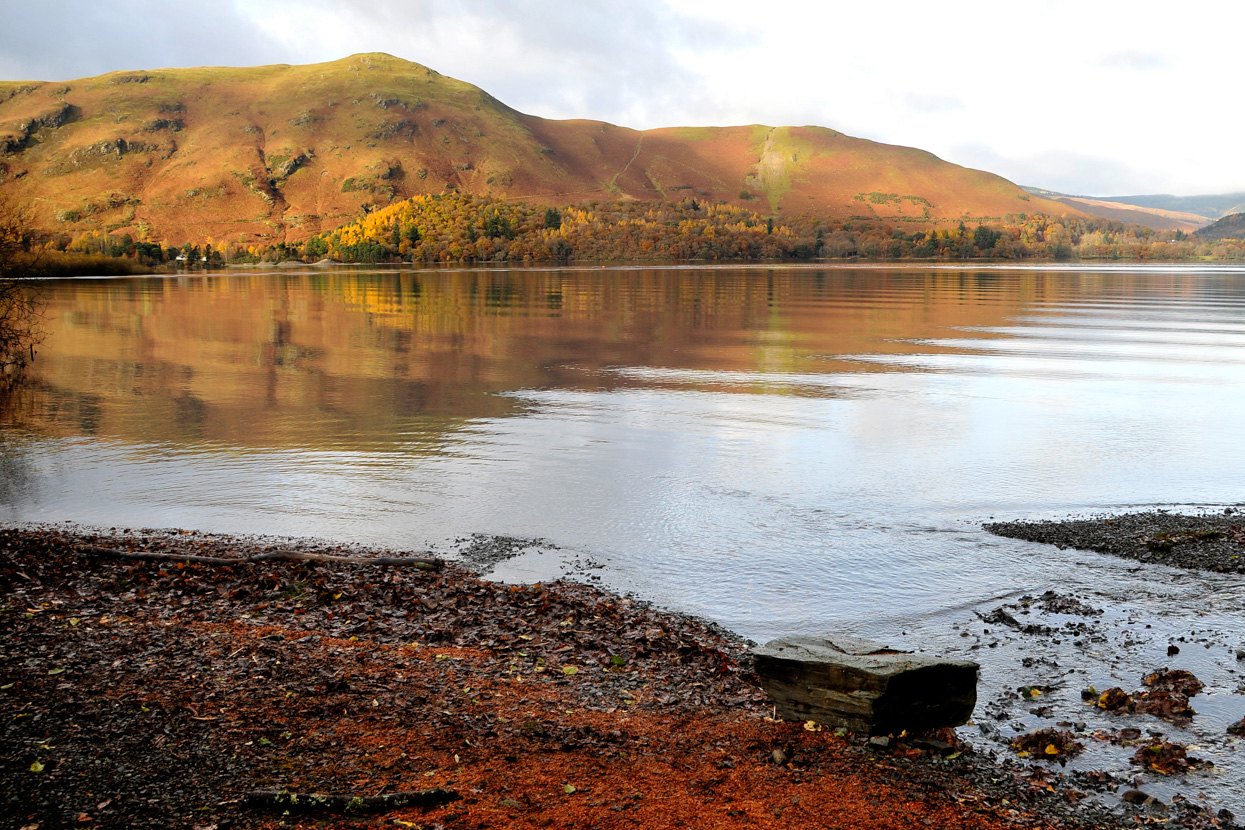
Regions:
[[2, 0, 1240, 197]]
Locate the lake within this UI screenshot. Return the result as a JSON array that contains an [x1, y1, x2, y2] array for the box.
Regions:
[[5, 262, 1245, 807]]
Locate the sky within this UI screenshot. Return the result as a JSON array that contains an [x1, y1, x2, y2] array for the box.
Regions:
[[1, 0, 1240, 197]]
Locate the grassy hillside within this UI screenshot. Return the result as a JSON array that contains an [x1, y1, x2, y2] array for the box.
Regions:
[[1101, 192, 1245, 219], [1025, 186, 1245, 231], [0, 53, 1074, 247], [1053, 197, 1209, 233], [1194, 212, 1245, 241]]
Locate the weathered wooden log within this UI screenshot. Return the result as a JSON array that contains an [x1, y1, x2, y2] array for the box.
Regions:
[[78, 544, 443, 570], [244, 788, 458, 814], [753, 635, 978, 736]]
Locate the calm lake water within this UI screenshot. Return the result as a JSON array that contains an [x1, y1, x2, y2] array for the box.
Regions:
[[5, 262, 1245, 806]]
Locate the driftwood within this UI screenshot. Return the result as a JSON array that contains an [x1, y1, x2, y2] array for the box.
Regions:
[[244, 788, 458, 814], [78, 544, 443, 570]]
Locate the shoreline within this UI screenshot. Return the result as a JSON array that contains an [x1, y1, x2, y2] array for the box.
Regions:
[[23, 257, 1245, 281], [985, 509, 1245, 574], [0, 525, 1227, 829]]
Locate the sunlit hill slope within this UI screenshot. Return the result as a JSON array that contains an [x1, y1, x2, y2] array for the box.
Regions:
[[0, 53, 1073, 246]]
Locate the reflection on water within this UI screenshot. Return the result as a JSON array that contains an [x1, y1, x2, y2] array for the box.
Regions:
[[5, 263, 1245, 806], [5, 264, 1245, 598]]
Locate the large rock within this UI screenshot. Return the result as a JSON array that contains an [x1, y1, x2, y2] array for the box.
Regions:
[[753, 635, 978, 736]]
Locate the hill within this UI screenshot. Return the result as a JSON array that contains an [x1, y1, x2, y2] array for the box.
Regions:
[[1101, 192, 1245, 219], [0, 53, 1072, 246], [1194, 212, 1245, 241], [1023, 188, 1211, 233], [1024, 187, 1245, 233]]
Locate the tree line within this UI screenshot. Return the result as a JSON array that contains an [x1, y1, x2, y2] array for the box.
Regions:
[[18, 193, 1245, 268], [286, 194, 1245, 264]]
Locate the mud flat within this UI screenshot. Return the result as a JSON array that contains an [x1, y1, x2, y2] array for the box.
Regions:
[[0, 525, 1173, 830]]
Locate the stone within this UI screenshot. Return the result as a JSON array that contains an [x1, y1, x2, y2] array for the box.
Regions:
[[912, 737, 954, 755], [752, 635, 979, 736]]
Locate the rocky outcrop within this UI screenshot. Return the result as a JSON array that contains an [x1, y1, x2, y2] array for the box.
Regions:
[[142, 118, 184, 133], [42, 138, 166, 176], [35, 102, 76, 129], [0, 102, 78, 155], [753, 635, 978, 736], [367, 119, 417, 140], [270, 152, 310, 180]]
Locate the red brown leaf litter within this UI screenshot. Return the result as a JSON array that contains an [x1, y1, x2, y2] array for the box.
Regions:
[[1094, 669, 1206, 725], [1096, 687, 1138, 713], [0, 526, 1233, 830], [1142, 670, 1206, 698], [1009, 729, 1083, 759], [1132, 742, 1212, 777]]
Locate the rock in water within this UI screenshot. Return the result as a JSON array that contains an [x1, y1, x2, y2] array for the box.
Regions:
[[753, 635, 979, 735]]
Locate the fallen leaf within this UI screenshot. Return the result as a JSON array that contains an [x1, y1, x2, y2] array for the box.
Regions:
[[30, 760, 44, 772], [48, 668, 65, 676], [563, 784, 576, 794], [562, 666, 579, 676]]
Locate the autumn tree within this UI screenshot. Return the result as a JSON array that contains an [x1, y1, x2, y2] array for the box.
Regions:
[[973, 225, 1001, 251], [0, 196, 45, 390]]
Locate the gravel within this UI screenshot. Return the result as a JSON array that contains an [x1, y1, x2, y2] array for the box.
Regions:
[[984, 510, 1245, 573]]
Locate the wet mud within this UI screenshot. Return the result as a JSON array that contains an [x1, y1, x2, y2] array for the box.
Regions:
[[0, 524, 1192, 830]]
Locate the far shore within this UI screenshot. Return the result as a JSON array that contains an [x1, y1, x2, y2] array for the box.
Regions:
[[23, 255, 1240, 281]]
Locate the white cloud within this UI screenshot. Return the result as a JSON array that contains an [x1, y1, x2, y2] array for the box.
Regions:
[[949, 143, 1157, 196], [1, 0, 1242, 196], [0, 0, 281, 80], [903, 94, 965, 115], [1098, 51, 1168, 71]]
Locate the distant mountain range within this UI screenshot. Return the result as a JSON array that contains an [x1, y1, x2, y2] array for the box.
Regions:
[[1098, 192, 1245, 219], [1024, 187, 1245, 233], [0, 53, 1072, 245]]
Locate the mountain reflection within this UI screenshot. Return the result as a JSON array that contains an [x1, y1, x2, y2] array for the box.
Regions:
[[17, 265, 1152, 452]]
